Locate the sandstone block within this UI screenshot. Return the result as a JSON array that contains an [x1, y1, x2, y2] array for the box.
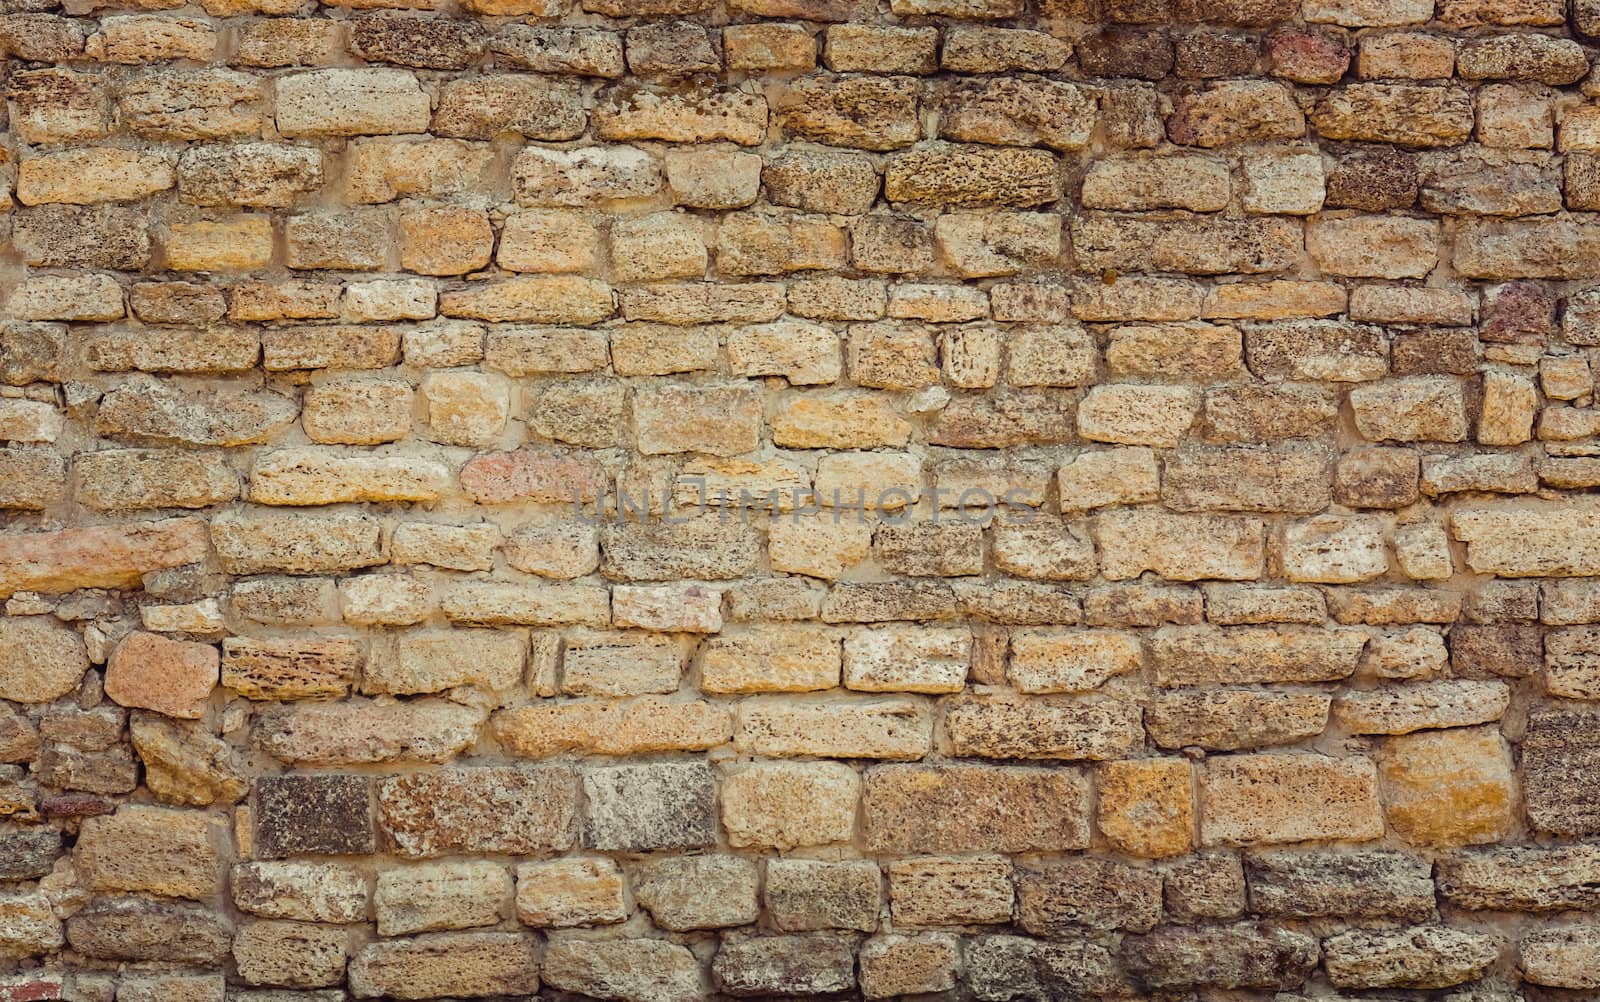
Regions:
[[231, 861, 369, 923], [635, 855, 758, 931], [105, 631, 216, 719], [864, 764, 1090, 853], [582, 761, 717, 851], [349, 933, 538, 1000], [1201, 753, 1383, 845], [275, 69, 429, 137], [515, 858, 626, 927], [1323, 926, 1498, 989], [542, 938, 702, 1002], [377, 766, 577, 857], [1097, 758, 1193, 858], [722, 761, 858, 850], [76, 805, 226, 900], [233, 921, 349, 989], [374, 861, 511, 936]]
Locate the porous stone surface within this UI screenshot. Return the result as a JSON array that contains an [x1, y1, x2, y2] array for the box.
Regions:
[[0, 1, 1594, 998]]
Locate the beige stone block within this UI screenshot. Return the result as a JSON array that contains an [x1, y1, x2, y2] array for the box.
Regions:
[[1201, 753, 1383, 846], [721, 761, 859, 850], [375, 861, 511, 936], [515, 858, 626, 928]]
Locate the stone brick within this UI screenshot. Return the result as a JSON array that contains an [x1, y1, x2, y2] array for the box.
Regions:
[[515, 858, 626, 928], [105, 631, 216, 720], [275, 69, 430, 137], [377, 766, 576, 857], [1200, 753, 1383, 845], [76, 805, 225, 900], [635, 855, 758, 931], [864, 764, 1090, 853], [0, 517, 210, 598], [348, 933, 538, 1000], [374, 861, 509, 936], [1323, 926, 1498, 989], [230, 921, 346, 989], [255, 773, 375, 858], [722, 761, 858, 850], [0, 617, 88, 704], [542, 938, 702, 1002], [583, 761, 717, 851], [66, 898, 232, 965], [734, 697, 929, 760], [1097, 758, 1193, 858], [1380, 725, 1516, 848], [1246, 848, 1435, 921], [1018, 858, 1162, 935], [1121, 924, 1318, 990]]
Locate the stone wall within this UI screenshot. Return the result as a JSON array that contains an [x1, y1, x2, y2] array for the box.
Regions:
[[5, 0, 1600, 997]]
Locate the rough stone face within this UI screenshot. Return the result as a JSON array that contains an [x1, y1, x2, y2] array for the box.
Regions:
[[76, 805, 226, 900], [1323, 926, 1499, 989], [232, 862, 369, 923], [582, 761, 717, 851], [105, 632, 217, 719], [348, 933, 539, 1000], [543, 938, 702, 1002], [376, 767, 577, 857], [0, 617, 88, 703], [1200, 754, 1384, 845], [1245, 849, 1436, 922], [863, 764, 1090, 853], [1122, 924, 1319, 990], [255, 774, 375, 858], [635, 855, 758, 931], [374, 861, 510, 936], [66, 898, 233, 965]]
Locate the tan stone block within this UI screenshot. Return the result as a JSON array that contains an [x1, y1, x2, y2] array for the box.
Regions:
[[772, 391, 910, 449], [492, 697, 732, 758], [1078, 384, 1200, 448], [1308, 215, 1439, 279], [231, 861, 368, 923], [1097, 758, 1193, 858], [888, 856, 1012, 926], [724, 22, 815, 71], [275, 68, 430, 137], [865, 764, 1090, 853], [1008, 629, 1141, 693], [106, 631, 217, 719], [843, 626, 969, 693], [1095, 509, 1265, 581], [165, 215, 273, 271], [250, 448, 450, 505], [366, 628, 525, 697], [302, 378, 413, 445], [701, 626, 840, 693], [664, 148, 762, 209], [421, 372, 509, 447], [735, 696, 929, 760], [0, 517, 209, 598], [17, 147, 174, 205], [722, 760, 859, 850], [76, 804, 226, 900], [233, 921, 348, 989], [515, 858, 626, 928], [375, 861, 511, 936], [610, 211, 707, 283], [349, 933, 538, 1000], [1201, 753, 1383, 846], [398, 206, 493, 276], [1380, 725, 1516, 848]]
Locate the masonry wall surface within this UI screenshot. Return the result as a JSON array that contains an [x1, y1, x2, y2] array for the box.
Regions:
[[6, 0, 1600, 998]]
